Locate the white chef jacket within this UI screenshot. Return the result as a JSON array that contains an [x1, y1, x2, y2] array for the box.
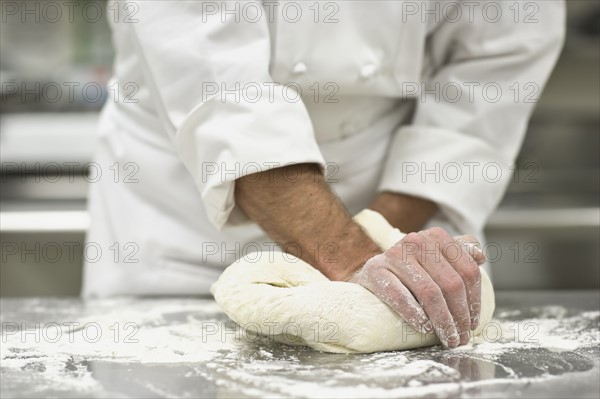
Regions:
[[82, 0, 565, 297]]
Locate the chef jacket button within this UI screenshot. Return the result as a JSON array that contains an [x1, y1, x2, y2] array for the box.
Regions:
[[360, 63, 378, 79], [292, 62, 307, 74]]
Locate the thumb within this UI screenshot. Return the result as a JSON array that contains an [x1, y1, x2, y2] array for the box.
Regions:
[[453, 234, 486, 265]]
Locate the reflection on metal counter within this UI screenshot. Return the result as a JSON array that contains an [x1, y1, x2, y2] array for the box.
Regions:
[[1, 291, 598, 398]]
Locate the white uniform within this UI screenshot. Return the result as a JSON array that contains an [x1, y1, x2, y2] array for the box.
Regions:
[[82, 1, 565, 297]]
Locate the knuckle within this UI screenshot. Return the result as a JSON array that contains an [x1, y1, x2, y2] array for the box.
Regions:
[[427, 226, 448, 240], [386, 245, 403, 259], [403, 232, 419, 243], [444, 274, 466, 295], [408, 232, 426, 246], [399, 233, 423, 257], [363, 258, 382, 274]]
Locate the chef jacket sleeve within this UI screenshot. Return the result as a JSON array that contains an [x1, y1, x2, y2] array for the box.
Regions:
[[378, 0, 565, 233], [124, 1, 325, 229]]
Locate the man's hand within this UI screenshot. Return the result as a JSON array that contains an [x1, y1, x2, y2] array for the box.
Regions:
[[349, 229, 486, 348], [236, 164, 485, 348]]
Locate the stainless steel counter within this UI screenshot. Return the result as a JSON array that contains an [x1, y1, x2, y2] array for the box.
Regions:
[[1, 291, 599, 398]]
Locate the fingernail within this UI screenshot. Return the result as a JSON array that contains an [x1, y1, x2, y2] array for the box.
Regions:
[[446, 334, 460, 348]]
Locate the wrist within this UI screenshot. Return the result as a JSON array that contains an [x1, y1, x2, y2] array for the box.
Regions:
[[320, 222, 382, 282], [369, 191, 438, 232]]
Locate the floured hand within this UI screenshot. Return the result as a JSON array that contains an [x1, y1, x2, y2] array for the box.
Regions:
[[349, 228, 485, 348]]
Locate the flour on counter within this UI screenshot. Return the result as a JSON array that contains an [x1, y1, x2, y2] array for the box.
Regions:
[[1, 298, 599, 398]]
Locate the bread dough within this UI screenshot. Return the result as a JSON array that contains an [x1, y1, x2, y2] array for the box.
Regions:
[[211, 210, 495, 353]]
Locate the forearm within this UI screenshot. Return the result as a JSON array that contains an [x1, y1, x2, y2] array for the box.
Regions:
[[235, 163, 381, 281], [369, 191, 438, 233]]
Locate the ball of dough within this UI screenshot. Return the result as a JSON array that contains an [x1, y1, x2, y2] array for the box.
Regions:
[[211, 210, 495, 353]]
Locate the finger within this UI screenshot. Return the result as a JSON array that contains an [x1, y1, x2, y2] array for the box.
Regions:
[[415, 232, 471, 345], [355, 260, 432, 334], [454, 234, 486, 265], [385, 239, 460, 348], [426, 228, 482, 331]]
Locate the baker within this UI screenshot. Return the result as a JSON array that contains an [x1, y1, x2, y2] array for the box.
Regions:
[[83, 1, 565, 349]]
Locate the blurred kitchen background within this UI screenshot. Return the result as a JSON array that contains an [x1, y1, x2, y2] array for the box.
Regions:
[[1, 1, 598, 296]]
